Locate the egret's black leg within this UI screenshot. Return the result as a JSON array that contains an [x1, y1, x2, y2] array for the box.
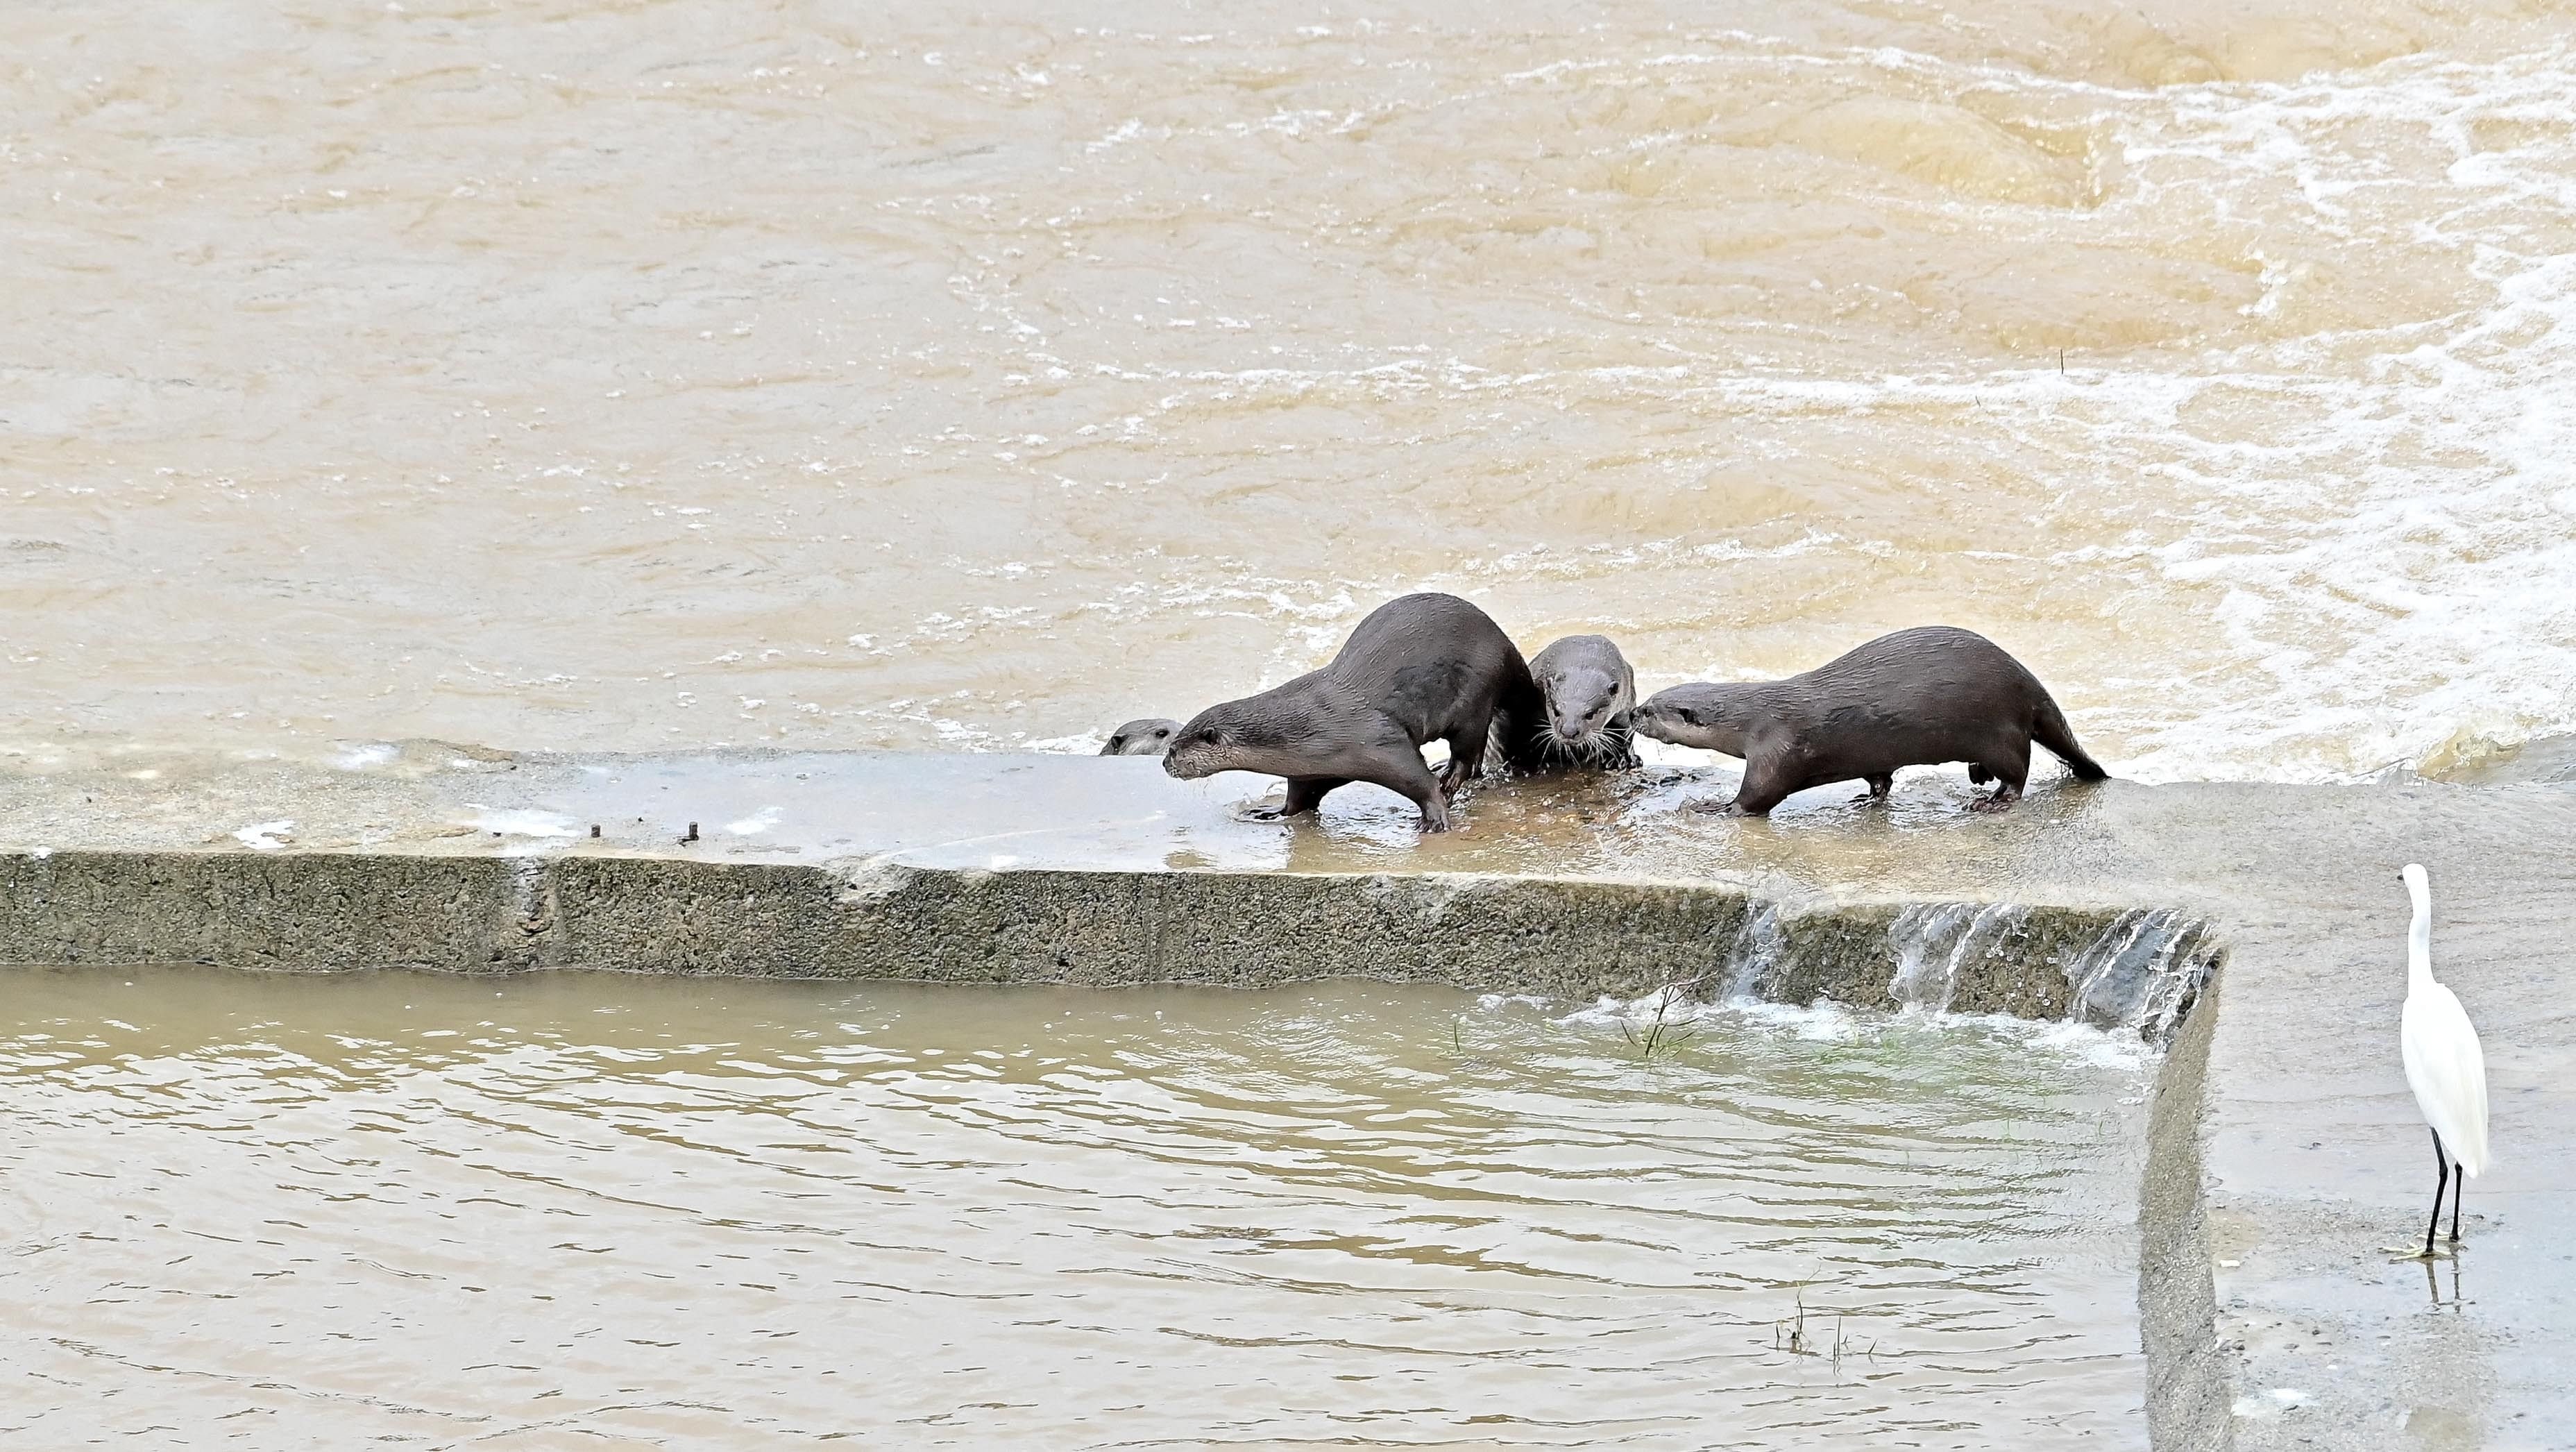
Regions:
[[2448, 1160, 2466, 1245], [2423, 1130, 2451, 1259]]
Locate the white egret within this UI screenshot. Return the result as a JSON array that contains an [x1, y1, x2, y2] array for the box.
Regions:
[[2397, 863, 2489, 1258]]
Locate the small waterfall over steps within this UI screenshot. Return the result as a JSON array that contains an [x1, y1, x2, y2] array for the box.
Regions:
[[1700, 897, 2220, 1043]]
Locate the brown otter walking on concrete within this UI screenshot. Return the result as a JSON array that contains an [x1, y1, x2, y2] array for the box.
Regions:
[[1627, 626, 2107, 816], [1517, 634, 1640, 770], [1162, 593, 1541, 832], [1099, 718, 1181, 756]]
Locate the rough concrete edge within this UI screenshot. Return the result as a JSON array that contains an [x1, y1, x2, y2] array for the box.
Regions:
[[2141, 950, 2232, 1451], [1, 849, 2183, 1003], [0, 847, 532, 972]]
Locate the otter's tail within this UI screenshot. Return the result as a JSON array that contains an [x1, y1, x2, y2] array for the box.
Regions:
[[2033, 695, 2109, 781]]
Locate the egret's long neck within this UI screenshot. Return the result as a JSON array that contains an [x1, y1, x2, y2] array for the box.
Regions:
[[2407, 884, 2434, 987]]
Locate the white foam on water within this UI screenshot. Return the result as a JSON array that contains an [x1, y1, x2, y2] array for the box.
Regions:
[[1542, 982, 2159, 1065], [1915, 1008, 2161, 1074], [1021, 732, 1104, 754], [1550, 988, 1861, 1043], [2115, 54, 2576, 781], [1551, 993, 1700, 1030], [1700, 47, 2576, 783], [331, 743, 398, 771], [1719, 995, 1867, 1043]]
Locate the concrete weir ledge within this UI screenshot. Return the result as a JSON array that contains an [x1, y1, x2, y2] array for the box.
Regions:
[[6, 747, 2573, 1449]]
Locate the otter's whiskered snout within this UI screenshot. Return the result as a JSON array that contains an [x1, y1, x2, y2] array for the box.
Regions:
[[1520, 634, 1640, 771], [1629, 685, 1740, 754], [1160, 720, 1239, 780]]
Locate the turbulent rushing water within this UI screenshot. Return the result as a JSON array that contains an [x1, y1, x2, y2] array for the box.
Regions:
[[9, 0, 2576, 780], [0, 968, 2149, 1449]]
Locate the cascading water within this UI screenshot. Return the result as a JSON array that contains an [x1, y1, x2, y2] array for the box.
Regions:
[[1886, 902, 2035, 1013], [1671, 896, 2220, 1045], [1718, 899, 1788, 1000], [2060, 908, 2219, 1042]]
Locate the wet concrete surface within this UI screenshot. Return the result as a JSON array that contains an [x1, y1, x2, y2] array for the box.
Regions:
[[3, 745, 2573, 1449]]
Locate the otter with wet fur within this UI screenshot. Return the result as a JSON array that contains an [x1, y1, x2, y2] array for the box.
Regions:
[[1628, 626, 2106, 816], [1099, 718, 1181, 756], [1162, 593, 1541, 832], [1517, 634, 1639, 770]]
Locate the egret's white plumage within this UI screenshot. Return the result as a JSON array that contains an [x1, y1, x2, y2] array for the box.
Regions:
[[2400, 864, 2489, 1176], [2396, 863, 2489, 1254]]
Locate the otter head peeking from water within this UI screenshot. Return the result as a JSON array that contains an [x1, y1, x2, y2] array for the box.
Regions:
[[1629, 626, 2106, 816], [1162, 592, 1540, 833], [1099, 718, 1182, 756], [1520, 634, 1639, 770]]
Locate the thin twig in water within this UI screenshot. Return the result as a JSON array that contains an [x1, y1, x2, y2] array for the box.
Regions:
[[1621, 977, 1708, 1061], [1774, 1284, 1810, 1355], [1774, 1277, 1871, 1383]]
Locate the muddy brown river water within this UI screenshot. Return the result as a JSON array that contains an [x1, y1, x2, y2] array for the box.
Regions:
[[0, 967, 2151, 1449], [10, 0, 2576, 781]]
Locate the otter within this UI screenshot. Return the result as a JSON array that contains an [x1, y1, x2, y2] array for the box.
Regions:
[[1517, 634, 1640, 770], [1628, 626, 2107, 816], [1099, 718, 1181, 757], [1162, 593, 1541, 832]]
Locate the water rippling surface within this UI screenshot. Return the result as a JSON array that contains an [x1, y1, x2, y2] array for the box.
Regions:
[[0, 968, 2148, 1448], [8, 0, 2576, 781]]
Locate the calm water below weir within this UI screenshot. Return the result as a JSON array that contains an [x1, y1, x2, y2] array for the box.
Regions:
[[0, 967, 2150, 1449]]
